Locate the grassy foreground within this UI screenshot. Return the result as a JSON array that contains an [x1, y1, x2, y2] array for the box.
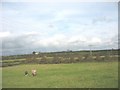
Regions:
[[2, 62, 118, 88]]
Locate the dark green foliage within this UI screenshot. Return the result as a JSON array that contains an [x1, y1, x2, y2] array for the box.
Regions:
[[32, 51, 36, 55]]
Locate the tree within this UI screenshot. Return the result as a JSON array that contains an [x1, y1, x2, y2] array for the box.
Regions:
[[32, 51, 36, 55]]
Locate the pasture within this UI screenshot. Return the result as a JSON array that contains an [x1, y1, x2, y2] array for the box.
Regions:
[[2, 61, 118, 88]]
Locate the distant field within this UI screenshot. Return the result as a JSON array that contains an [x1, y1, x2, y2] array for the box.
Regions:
[[2, 49, 118, 67], [2, 61, 118, 88]]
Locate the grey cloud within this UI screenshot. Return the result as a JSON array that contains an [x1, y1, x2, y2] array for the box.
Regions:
[[2, 34, 38, 55], [1, 33, 118, 56]]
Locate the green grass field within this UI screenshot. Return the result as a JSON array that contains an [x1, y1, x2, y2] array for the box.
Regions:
[[2, 62, 118, 88]]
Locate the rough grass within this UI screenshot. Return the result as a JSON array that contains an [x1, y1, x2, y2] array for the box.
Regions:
[[2, 62, 118, 88], [0, 68, 2, 89], [2, 59, 26, 63]]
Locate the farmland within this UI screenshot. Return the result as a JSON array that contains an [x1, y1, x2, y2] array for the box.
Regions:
[[2, 62, 118, 88], [1, 49, 119, 67], [2, 49, 119, 88]]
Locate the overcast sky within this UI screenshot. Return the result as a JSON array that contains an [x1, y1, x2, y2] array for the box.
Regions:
[[1, 0, 118, 55]]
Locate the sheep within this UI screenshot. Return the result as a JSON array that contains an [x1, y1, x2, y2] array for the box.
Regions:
[[31, 69, 37, 76], [25, 71, 29, 76]]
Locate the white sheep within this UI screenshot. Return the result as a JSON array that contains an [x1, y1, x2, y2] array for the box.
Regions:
[[31, 69, 37, 76]]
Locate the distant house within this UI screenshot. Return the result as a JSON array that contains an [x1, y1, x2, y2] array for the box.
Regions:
[[32, 51, 39, 55], [35, 52, 39, 55]]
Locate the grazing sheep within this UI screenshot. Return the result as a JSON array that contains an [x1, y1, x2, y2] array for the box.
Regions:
[[32, 69, 37, 76], [25, 71, 28, 76]]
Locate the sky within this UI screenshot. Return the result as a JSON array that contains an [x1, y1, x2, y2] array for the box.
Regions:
[[1, 0, 118, 55]]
